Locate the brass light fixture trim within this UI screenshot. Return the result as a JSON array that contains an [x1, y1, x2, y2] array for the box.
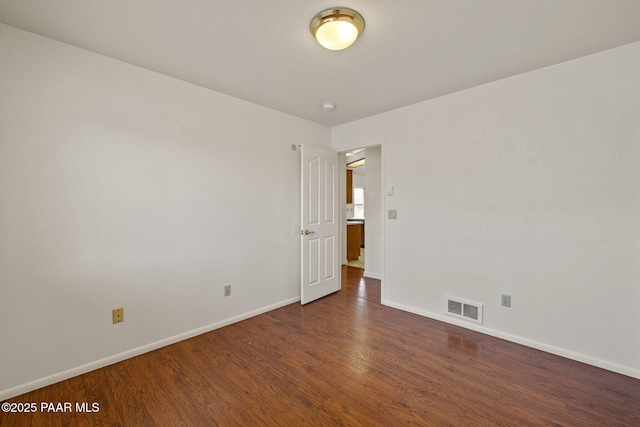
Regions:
[[310, 8, 365, 50], [347, 158, 365, 168]]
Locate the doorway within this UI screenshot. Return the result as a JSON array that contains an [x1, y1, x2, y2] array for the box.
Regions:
[[347, 174, 365, 268], [340, 146, 382, 281]]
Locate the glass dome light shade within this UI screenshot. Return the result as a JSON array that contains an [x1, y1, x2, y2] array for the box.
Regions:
[[310, 8, 365, 51]]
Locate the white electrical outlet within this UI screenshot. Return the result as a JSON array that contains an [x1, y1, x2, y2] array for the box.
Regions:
[[224, 285, 231, 297]]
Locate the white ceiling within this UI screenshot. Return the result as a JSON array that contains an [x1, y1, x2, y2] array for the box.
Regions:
[[2, 0, 640, 127]]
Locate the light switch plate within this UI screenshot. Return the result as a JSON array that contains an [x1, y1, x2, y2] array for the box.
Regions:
[[388, 209, 398, 220]]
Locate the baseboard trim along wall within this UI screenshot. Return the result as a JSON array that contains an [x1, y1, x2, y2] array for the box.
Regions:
[[0, 297, 301, 401], [383, 300, 640, 380], [363, 271, 382, 280]]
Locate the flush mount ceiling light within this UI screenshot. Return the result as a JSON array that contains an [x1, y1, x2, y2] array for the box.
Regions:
[[346, 158, 365, 168], [310, 8, 365, 50]]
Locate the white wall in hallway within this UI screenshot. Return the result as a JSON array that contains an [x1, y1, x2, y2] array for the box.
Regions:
[[364, 147, 382, 280]]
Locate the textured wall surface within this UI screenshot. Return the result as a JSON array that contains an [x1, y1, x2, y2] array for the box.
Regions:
[[0, 24, 330, 398], [333, 42, 640, 377]]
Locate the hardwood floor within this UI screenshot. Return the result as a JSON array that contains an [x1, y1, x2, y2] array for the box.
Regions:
[[2, 266, 639, 426]]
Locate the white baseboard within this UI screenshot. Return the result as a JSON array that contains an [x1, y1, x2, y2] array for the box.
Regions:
[[0, 296, 300, 401], [382, 299, 640, 380], [363, 270, 382, 280]]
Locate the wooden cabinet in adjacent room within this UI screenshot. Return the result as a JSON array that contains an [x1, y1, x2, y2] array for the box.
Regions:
[[347, 222, 363, 261], [346, 169, 353, 204]]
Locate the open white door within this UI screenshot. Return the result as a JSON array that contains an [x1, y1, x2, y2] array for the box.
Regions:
[[300, 144, 340, 304]]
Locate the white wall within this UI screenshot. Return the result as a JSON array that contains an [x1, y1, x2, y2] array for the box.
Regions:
[[364, 147, 382, 280], [333, 42, 640, 378], [0, 24, 330, 399], [352, 169, 366, 188]]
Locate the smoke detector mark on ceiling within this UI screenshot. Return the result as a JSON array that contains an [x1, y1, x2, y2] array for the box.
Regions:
[[322, 102, 335, 112]]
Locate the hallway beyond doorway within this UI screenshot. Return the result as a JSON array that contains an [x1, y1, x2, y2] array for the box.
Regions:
[[345, 248, 364, 269]]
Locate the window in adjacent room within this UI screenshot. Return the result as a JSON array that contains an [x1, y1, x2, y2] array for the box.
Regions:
[[353, 187, 365, 218]]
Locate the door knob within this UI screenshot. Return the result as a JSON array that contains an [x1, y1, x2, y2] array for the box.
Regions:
[[302, 229, 315, 235]]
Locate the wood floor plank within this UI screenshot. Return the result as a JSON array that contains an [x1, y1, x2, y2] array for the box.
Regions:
[[80, 369, 123, 427], [122, 352, 188, 426], [104, 359, 155, 426], [2, 265, 639, 426], [28, 380, 64, 427]]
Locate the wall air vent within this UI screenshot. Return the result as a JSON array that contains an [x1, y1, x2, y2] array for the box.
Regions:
[[446, 296, 483, 324]]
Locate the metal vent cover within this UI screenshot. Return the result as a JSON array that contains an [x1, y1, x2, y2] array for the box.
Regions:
[[447, 300, 462, 316], [446, 296, 483, 324]]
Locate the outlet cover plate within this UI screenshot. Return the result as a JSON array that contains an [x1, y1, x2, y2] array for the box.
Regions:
[[501, 294, 511, 308], [112, 307, 124, 323]]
